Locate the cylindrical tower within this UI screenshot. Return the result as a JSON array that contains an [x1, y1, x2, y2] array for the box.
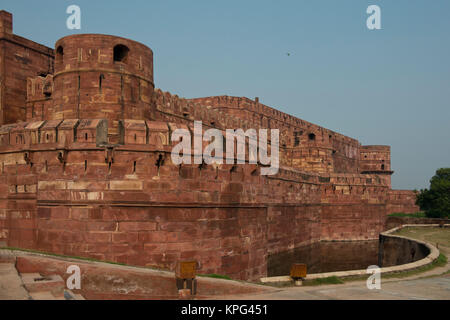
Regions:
[[51, 34, 154, 123]]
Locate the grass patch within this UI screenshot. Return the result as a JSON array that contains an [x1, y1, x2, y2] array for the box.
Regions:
[[304, 276, 344, 286], [382, 253, 447, 279], [198, 273, 232, 280], [388, 212, 426, 218], [286, 253, 448, 286], [343, 253, 448, 282], [435, 253, 448, 266]]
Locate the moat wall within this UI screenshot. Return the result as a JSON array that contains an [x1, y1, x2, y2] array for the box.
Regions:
[[378, 232, 430, 267]]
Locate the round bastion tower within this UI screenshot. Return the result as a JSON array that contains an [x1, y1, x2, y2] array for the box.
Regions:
[[50, 34, 155, 139]]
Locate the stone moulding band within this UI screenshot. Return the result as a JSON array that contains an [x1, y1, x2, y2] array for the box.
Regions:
[[260, 224, 445, 283], [53, 69, 154, 88]]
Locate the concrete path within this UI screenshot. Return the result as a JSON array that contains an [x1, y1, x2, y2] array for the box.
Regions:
[[0, 263, 30, 300], [215, 274, 450, 300]]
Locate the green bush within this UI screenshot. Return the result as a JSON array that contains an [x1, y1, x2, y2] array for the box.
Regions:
[[416, 168, 450, 218]]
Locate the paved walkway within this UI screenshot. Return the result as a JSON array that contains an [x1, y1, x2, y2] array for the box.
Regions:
[[0, 263, 30, 300], [215, 273, 450, 300]]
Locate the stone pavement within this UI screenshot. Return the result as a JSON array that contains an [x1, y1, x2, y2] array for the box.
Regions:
[[0, 263, 30, 300], [212, 255, 450, 300], [0, 259, 84, 300], [215, 274, 450, 300]]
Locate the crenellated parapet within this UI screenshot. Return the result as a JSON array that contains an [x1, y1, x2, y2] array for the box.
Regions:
[[0, 11, 54, 125], [188, 96, 361, 174], [0, 119, 172, 151], [360, 145, 393, 187], [0, 10, 413, 280]]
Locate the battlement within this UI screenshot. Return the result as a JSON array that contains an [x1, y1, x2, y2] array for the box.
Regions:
[[360, 145, 392, 172], [0, 11, 54, 125], [0, 11, 414, 281], [0, 10, 12, 34], [0, 119, 173, 150], [188, 96, 361, 174]]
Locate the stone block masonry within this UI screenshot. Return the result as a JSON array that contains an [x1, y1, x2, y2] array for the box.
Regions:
[[0, 10, 417, 281]]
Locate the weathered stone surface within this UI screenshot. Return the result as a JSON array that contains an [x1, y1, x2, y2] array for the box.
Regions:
[[0, 10, 418, 281]]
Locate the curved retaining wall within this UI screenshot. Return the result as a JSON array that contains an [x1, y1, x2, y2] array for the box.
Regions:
[[379, 226, 430, 267], [261, 225, 442, 283]]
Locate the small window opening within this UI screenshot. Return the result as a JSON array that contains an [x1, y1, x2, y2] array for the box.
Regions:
[[294, 132, 301, 147], [56, 46, 64, 65], [85, 133, 88, 140], [113, 44, 130, 63], [99, 74, 105, 93], [84, 160, 88, 172], [308, 133, 316, 141]]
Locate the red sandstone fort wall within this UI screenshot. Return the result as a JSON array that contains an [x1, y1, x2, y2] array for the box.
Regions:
[[0, 11, 54, 125], [0, 118, 388, 280], [386, 190, 420, 215], [0, 11, 415, 281], [188, 96, 361, 175]]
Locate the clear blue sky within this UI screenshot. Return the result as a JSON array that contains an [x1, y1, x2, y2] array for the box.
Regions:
[[2, 0, 449, 190]]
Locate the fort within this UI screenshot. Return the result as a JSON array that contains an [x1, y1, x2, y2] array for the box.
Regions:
[[0, 11, 419, 281]]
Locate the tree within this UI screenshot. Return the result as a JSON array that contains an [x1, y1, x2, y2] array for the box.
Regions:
[[416, 168, 450, 218]]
